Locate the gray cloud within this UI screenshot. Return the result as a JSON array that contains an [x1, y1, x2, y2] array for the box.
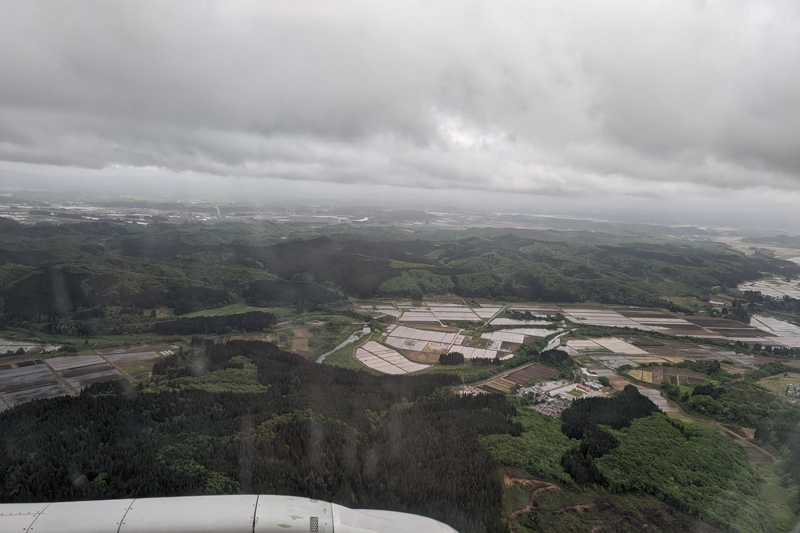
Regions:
[[0, 0, 798, 198]]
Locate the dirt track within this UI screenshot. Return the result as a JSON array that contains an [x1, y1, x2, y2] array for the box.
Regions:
[[504, 474, 560, 533], [504, 473, 597, 532]]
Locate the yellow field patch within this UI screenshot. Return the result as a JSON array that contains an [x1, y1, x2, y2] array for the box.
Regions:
[[627, 369, 654, 383], [292, 328, 312, 339], [292, 338, 309, 351], [758, 372, 800, 395], [486, 378, 514, 392]]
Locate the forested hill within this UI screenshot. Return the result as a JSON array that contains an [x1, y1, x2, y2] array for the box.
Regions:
[[0, 340, 514, 533], [1, 219, 797, 324], [1, 342, 790, 532]]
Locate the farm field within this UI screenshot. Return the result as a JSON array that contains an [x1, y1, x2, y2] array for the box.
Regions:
[[354, 340, 428, 374], [490, 318, 545, 326], [213, 332, 272, 344], [0, 347, 172, 408], [627, 366, 706, 386], [481, 328, 559, 344], [0, 337, 61, 355], [505, 363, 559, 384], [740, 277, 800, 300], [355, 299, 800, 352], [290, 328, 311, 355], [104, 350, 166, 379], [0, 363, 72, 408], [635, 388, 677, 412], [47, 355, 124, 391], [750, 314, 800, 348], [385, 325, 458, 352], [757, 372, 800, 396]]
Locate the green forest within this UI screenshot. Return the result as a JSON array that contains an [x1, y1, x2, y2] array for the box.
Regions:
[[1, 218, 798, 336], [1, 219, 800, 532], [2, 339, 797, 532]]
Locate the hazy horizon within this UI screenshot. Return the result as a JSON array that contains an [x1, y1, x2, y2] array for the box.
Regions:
[[1, 1, 799, 229]]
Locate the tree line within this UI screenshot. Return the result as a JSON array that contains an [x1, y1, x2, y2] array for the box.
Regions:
[[0, 339, 517, 533]]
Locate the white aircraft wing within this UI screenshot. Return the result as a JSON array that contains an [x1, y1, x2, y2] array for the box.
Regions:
[[0, 494, 458, 533]]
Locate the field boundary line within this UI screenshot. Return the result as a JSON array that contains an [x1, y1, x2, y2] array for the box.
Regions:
[[42, 360, 79, 396], [98, 354, 136, 382]]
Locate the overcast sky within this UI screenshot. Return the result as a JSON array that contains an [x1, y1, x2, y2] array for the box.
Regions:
[[1, 0, 799, 222]]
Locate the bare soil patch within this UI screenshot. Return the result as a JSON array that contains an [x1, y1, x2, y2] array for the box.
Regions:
[[744, 447, 774, 463], [434, 296, 466, 304], [402, 350, 440, 363], [292, 338, 309, 352], [292, 328, 311, 339], [720, 363, 747, 374], [214, 333, 271, 344], [506, 364, 559, 384], [504, 473, 562, 533]]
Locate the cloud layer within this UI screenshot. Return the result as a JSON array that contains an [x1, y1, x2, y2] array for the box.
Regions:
[[1, 0, 798, 198]]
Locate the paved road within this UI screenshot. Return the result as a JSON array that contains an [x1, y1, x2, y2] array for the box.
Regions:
[[316, 326, 371, 363], [544, 329, 572, 351], [480, 304, 508, 327]]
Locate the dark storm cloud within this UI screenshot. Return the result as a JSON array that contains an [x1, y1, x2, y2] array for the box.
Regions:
[[0, 0, 798, 197]]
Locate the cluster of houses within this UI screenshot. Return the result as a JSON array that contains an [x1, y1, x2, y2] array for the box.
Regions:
[[514, 378, 612, 417]]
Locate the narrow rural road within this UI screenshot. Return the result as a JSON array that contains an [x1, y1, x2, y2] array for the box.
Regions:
[[316, 326, 371, 363], [544, 329, 572, 351], [504, 473, 599, 532], [480, 304, 508, 327]]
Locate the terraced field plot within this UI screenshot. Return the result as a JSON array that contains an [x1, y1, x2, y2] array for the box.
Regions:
[[505, 363, 559, 384], [47, 355, 124, 390], [353, 300, 397, 309], [615, 308, 698, 331], [0, 363, 72, 407], [481, 328, 554, 345], [507, 305, 560, 314], [566, 339, 605, 352], [478, 377, 517, 394], [592, 337, 649, 355], [628, 367, 705, 385], [750, 315, 800, 348], [636, 388, 677, 412], [385, 325, 457, 352], [591, 355, 639, 369], [428, 306, 481, 322], [449, 346, 498, 359], [104, 351, 164, 379], [398, 310, 440, 325], [490, 318, 549, 326], [562, 308, 646, 329], [740, 277, 800, 299], [433, 296, 466, 304], [355, 341, 427, 374], [0, 338, 60, 355], [472, 307, 502, 319], [687, 317, 772, 338]]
